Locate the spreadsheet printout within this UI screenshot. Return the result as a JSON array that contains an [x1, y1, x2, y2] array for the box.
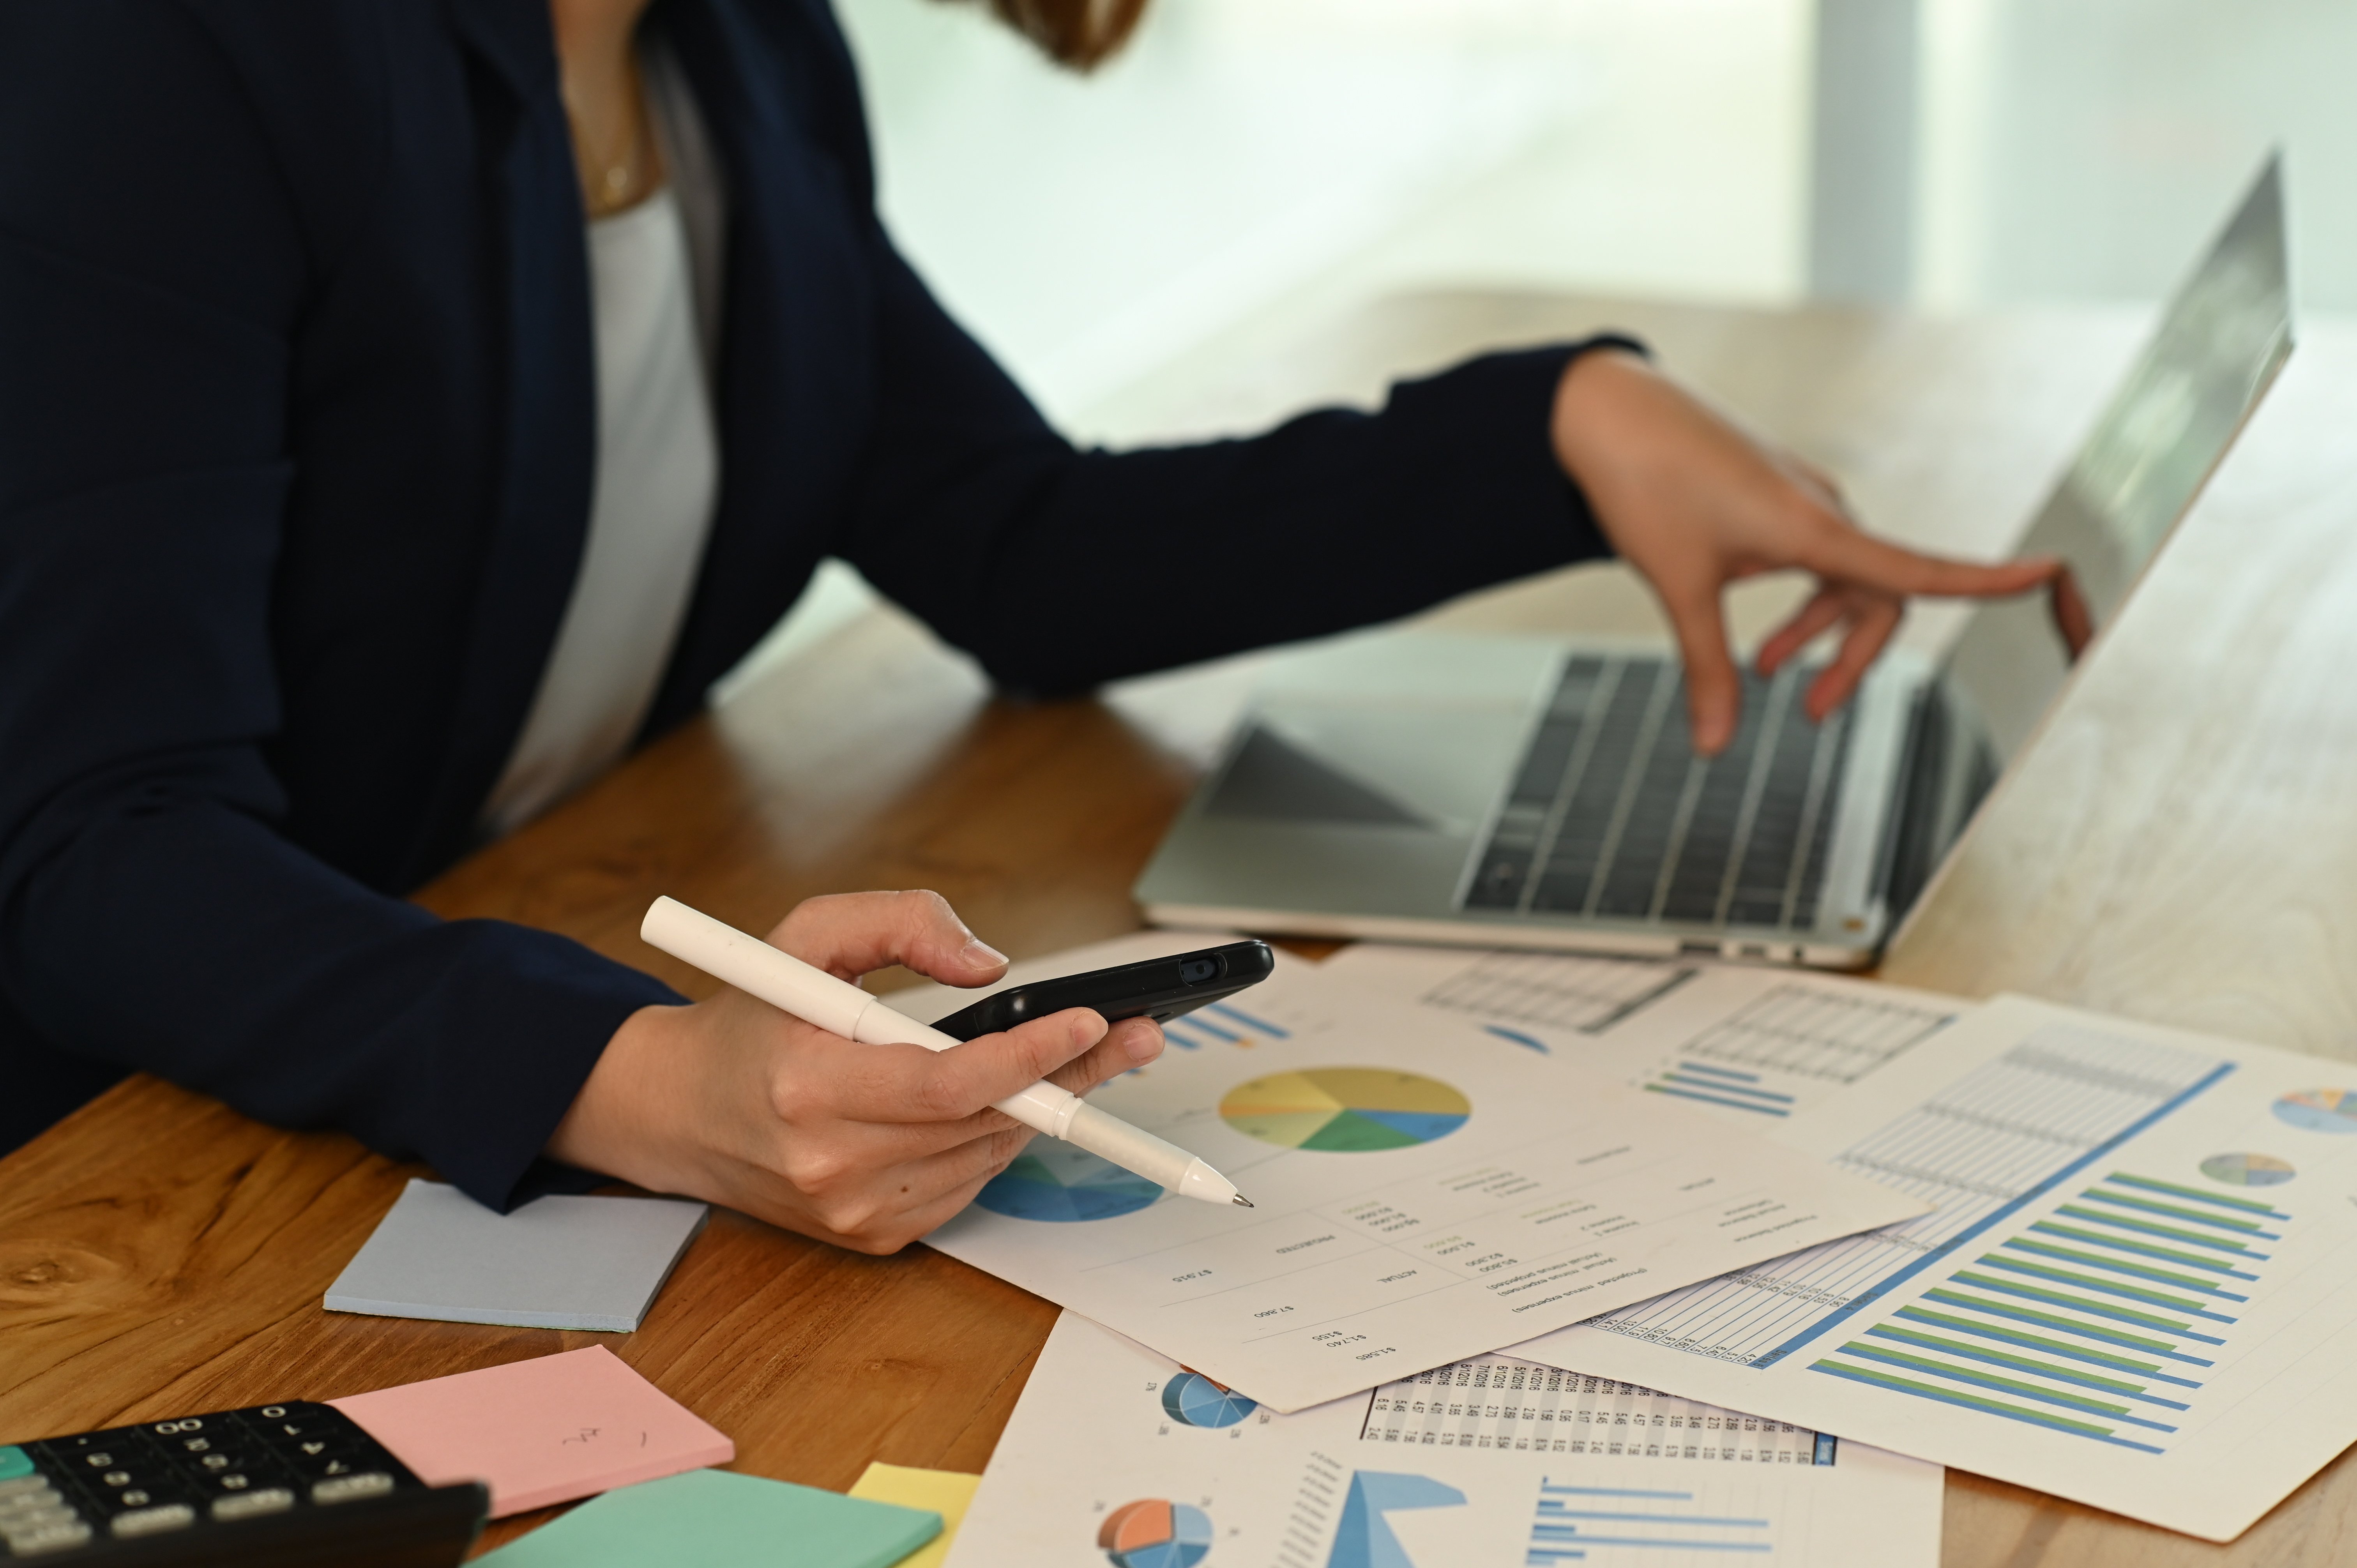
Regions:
[[946, 1312, 1941, 1568], [1513, 993, 2357, 1540], [915, 949, 1924, 1412], [1318, 943, 1965, 1121]]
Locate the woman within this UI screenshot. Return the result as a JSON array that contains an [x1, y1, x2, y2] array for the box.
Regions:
[[0, 0, 2049, 1250]]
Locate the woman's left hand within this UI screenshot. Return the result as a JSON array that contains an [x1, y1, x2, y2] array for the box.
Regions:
[[1550, 347, 2062, 756]]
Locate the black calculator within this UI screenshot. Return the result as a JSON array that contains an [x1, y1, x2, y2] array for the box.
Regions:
[[0, 1401, 484, 1564]]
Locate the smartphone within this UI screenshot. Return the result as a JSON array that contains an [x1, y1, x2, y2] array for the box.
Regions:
[[928, 940, 1276, 1042]]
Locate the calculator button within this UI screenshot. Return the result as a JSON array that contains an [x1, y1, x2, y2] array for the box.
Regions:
[[2, 1518, 93, 1555], [110, 1503, 197, 1538], [0, 1447, 31, 1482], [0, 1474, 53, 1501], [288, 1450, 375, 1481], [0, 1489, 70, 1525], [212, 1488, 295, 1521], [312, 1472, 395, 1504]]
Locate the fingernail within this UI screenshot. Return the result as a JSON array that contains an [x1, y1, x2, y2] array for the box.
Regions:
[[961, 937, 1007, 968], [1124, 1022, 1164, 1063]]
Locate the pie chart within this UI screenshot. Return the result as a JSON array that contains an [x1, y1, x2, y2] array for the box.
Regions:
[[2201, 1152, 2296, 1187], [1161, 1371, 1256, 1429], [2273, 1089, 2357, 1134], [975, 1144, 1162, 1222], [1219, 1068, 1470, 1152], [1099, 1499, 1213, 1568]]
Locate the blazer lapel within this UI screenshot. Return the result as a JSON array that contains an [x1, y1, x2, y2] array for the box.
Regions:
[[405, 0, 598, 883], [638, 0, 878, 733]]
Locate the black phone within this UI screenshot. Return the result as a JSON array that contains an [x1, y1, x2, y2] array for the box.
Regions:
[[928, 941, 1276, 1042]]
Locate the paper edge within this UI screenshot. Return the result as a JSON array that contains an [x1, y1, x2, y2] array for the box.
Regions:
[[322, 1297, 641, 1333]]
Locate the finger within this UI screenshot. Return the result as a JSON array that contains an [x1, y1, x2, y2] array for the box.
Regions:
[[2048, 565, 2095, 659], [1805, 596, 1903, 719], [1796, 527, 2064, 601], [770, 889, 1007, 985], [1043, 1016, 1164, 1096], [1658, 583, 1742, 756], [838, 1016, 1162, 1165], [1754, 588, 1846, 675], [800, 1122, 1040, 1254], [844, 1007, 1111, 1126]]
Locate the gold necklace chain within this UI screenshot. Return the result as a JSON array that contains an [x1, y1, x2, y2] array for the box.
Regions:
[[564, 71, 656, 219]]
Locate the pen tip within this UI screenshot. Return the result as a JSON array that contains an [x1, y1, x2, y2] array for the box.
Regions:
[[1232, 1195, 1254, 1208]]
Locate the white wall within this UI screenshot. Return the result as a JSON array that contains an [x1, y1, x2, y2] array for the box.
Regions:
[[837, 0, 1816, 422], [1919, 0, 2357, 311]]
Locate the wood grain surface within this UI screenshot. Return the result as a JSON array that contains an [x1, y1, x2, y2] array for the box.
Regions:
[[5, 291, 2356, 1564]]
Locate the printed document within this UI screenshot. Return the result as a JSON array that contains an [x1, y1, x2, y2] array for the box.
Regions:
[[913, 944, 1924, 1412], [1319, 943, 1967, 1122], [1513, 992, 2357, 1540], [947, 1312, 1942, 1568]]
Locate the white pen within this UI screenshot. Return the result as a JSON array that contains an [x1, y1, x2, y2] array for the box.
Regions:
[[640, 897, 1253, 1208]]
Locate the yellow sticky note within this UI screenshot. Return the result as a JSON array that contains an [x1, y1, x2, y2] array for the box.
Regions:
[[850, 1463, 981, 1568]]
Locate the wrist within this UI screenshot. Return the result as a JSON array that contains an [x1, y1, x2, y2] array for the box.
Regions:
[[1549, 344, 1674, 495], [546, 1001, 694, 1187]]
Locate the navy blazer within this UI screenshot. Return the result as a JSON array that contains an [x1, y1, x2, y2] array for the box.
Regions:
[[0, 0, 1611, 1204]]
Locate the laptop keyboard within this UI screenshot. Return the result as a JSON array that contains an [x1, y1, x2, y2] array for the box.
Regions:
[[1462, 656, 1854, 932]]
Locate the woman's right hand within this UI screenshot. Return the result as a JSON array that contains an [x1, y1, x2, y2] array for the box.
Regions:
[[546, 890, 1164, 1253]]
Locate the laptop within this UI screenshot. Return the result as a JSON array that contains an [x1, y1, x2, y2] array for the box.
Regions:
[[1135, 155, 2293, 967]]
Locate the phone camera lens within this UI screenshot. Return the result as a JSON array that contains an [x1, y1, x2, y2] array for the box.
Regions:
[[1179, 959, 1220, 985]]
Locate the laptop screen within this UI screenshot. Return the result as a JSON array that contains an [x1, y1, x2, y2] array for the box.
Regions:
[[1940, 155, 2293, 762]]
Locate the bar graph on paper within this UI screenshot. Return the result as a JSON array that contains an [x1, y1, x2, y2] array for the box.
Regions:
[[1527, 1481, 1773, 1563], [1587, 1024, 2231, 1372], [1160, 1000, 1291, 1052], [1634, 987, 1953, 1118], [1806, 1169, 2281, 1453]]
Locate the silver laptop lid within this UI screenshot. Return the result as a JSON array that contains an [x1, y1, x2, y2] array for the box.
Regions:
[[1942, 154, 2293, 760]]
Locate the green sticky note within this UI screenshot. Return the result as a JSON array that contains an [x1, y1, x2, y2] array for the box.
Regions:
[[0, 1446, 33, 1482], [473, 1469, 940, 1568]]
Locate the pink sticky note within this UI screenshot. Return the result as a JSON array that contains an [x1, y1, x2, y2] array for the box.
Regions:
[[330, 1345, 733, 1516]]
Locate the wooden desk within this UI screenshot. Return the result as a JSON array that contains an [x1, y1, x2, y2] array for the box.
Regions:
[[7, 292, 2357, 1564]]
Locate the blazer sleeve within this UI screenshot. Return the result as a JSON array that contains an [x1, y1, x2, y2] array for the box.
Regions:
[[835, 242, 1628, 697], [0, 0, 673, 1206]]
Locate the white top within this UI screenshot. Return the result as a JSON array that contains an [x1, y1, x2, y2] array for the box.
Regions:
[[479, 181, 721, 837]]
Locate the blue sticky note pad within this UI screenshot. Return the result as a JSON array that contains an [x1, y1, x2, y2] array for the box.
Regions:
[[473, 1468, 941, 1568]]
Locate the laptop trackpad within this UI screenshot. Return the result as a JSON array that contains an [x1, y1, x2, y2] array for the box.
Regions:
[[1203, 724, 1435, 828], [1200, 702, 1530, 838]]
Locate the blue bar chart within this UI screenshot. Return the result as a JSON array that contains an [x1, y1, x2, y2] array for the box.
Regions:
[[1806, 1170, 2285, 1453]]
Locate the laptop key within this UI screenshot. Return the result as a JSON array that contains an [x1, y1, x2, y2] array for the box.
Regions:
[[1468, 658, 1853, 932]]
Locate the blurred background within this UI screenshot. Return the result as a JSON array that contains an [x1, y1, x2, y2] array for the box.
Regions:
[[730, 0, 2357, 684]]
